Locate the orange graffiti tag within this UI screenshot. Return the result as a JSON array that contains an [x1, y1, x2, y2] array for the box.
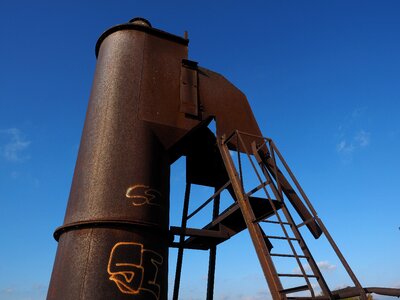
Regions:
[[107, 242, 163, 299], [126, 185, 162, 207]]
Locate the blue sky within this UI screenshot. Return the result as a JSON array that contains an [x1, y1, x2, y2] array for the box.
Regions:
[[1, 1, 399, 299]]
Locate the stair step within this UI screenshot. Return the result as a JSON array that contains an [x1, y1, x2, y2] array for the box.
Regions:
[[261, 220, 291, 225], [169, 241, 208, 250], [270, 253, 308, 259], [170, 226, 230, 239], [278, 273, 317, 278], [280, 285, 309, 294], [265, 235, 299, 241], [182, 197, 281, 249]]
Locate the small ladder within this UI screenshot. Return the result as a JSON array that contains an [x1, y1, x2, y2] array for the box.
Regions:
[[217, 132, 367, 300]]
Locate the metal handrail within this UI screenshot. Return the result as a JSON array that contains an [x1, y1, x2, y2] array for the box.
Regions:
[[186, 180, 230, 220]]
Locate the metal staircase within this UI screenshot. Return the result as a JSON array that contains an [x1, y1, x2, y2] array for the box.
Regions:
[[170, 129, 400, 300]]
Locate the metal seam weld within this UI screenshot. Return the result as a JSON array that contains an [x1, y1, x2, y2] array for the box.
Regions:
[[53, 219, 164, 241]]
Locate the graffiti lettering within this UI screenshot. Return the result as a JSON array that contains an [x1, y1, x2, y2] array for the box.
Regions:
[[108, 242, 163, 299], [126, 185, 162, 206]]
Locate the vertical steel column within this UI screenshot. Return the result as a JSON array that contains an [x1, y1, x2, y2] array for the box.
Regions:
[[173, 182, 191, 300], [206, 191, 221, 300]]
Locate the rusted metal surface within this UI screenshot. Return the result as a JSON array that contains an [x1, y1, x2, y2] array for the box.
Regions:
[[363, 287, 400, 297]]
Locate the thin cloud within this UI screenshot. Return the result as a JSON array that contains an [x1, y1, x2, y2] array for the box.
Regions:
[[351, 107, 367, 118], [0, 128, 31, 162], [336, 140, 354, 154], [336, 130, 370, 155], [294, 261, 336, 274], [0, 284, 47, 300], [336, 107, 371, 157], [355, 130, 370, 147], [317, 260, 337, 271], [0, 287, 14, 294]]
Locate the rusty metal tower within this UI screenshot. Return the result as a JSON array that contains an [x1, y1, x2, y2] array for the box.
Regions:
[[47, 18, 400, 300]]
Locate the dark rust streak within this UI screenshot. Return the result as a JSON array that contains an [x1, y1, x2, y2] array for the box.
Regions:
[[80, 228, 93, 300]]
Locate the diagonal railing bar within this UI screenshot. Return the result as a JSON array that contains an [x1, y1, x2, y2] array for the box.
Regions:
[[269, 142, 284, 200], [186, 180, 231, 220], [224, 129, 238, 145], [269, 141, 317, 216], [236, 131, 244, 191], [246, 180, 271, 197], [236, 130, 272, 142]]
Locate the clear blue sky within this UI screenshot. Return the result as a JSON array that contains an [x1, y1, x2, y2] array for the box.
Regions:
[[1, 1, 399, 299]]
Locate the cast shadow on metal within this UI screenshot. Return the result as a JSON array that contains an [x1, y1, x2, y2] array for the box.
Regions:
[[47, 18, 400, 300]]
